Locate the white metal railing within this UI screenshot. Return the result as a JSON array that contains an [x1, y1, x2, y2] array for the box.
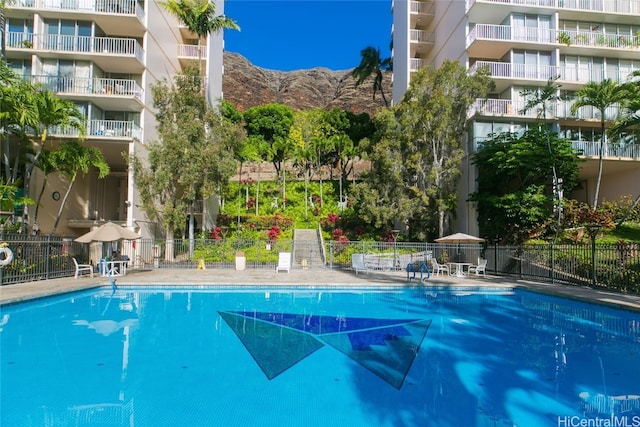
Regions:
[[178, 44, 206, 59], [572, 141, 640, 159], [13, 0, 145, 20], [410, 58, 432, 71], [7, 32, 145, 63], [49, 120, 142, 140], [469, 98, 621, 121], [410, 29, 435, 44], [470, 61, 640, 84], [467, 25, 640, 49], [31, 75, 143, 101], [466, 0, 640, 14], [410, 0, 435, 15]]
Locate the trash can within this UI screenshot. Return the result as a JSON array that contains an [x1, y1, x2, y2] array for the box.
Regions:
[[235, 251, 246, 271]]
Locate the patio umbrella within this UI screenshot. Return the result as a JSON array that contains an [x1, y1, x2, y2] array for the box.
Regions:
[[74, 222, 141, 271], [434, 233, 485, 244], [435, 233, 484, 263], [74, 222, 141, 243]]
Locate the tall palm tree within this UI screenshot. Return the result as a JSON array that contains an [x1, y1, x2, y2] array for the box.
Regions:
[[611, 70, 640, 137], [520, 76, 563, 230], [352, 46, 392, 107], [160, 0, 239, 81], [570, 79, 627, 211]]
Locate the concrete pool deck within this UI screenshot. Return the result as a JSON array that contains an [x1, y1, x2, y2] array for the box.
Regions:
[[1, 267, 640, 312]]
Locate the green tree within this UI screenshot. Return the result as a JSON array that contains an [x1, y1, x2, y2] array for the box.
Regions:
[[469, 129, 581, 243], [395, 60, 494, 237], [519, 76, 564, 234], [290, 109, 327, 219], [243, 104, 294, 210], [160, 0, 239, 81], [352, 46, 392, 107], [131, 68, 240, 258], [570, 79, 627, 211], [48, 141, 109, 236], [351, 109, 413, 232]]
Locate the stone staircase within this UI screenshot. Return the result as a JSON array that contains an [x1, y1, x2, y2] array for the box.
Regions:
[[292, 229, 325, 269]]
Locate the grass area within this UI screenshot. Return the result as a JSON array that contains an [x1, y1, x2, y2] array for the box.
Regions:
[[599, 222, 640, 243]]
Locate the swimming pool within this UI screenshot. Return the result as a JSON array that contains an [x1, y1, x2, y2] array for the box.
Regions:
[[1, 286, 640, 427]]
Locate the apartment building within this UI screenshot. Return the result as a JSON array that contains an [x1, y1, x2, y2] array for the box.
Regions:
[[393, 0, 640, 235], [3, 0, 225, 238]]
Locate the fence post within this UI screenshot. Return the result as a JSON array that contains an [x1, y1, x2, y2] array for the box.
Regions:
[[494, 241, 498, 275], [550, 243, 555, 284], [45, 235, 52, 279], [329, 241, 333, 269]]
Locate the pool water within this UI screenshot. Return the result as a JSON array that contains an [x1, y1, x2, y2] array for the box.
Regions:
[[2, 286, 640, 427]]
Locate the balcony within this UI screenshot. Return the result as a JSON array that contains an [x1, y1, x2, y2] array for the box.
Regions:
[[467, 25, 640, 58], [178, 44, 207, 67], [410, 0, 435, 27], [10, 0, 146, 37], [49, 119, 142, 140], [472, 138, 640, 160], [410, 29, 435, 56], [469, 98, 621, 122], [410, 58, 432, 72], [466, 0, 640, 17], [469, 60, 640, 91], [6, 32, 145, 73], [31, 75, 143, 110], [572, 141, 640, 160]]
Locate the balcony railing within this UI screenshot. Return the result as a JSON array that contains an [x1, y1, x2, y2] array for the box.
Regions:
[[411, 58, 432, 71], [12, 0, 145, 21], [6, 32, 145, 63], [31, 75, 143, 100], [49, 120, 142, 140], [467, 25, 640, 49], [410, 0, 435, 15], [178, 44, 206, 59], [473, 137, 640, 160], [410, 29, 435, 44], [466, 0, 640, 14], [469, 98, 620, 121], [573, 141, 640, 159], [470, 61, 640, 84]]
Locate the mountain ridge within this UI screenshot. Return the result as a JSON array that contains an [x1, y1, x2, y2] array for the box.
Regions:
[[222, 51, 391, 116]]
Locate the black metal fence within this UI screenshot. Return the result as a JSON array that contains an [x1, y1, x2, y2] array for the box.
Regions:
[[1, 233, 639, 294]]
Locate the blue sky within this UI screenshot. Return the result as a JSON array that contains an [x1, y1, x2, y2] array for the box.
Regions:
[[223, 1, 393, 71]]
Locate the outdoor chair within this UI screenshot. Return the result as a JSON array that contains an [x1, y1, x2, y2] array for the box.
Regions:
[[276, 252, 291, 273], [430, 258, 450, 276], [351, 253, 369, 275], [468, 258, 487, 277], [73, 257, 94, 279]]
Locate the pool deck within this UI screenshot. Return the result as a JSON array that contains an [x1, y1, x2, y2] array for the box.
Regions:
[[2, 268, 640, 312]]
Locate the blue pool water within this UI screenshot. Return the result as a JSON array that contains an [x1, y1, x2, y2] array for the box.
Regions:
[[1, 286, 640, 427]]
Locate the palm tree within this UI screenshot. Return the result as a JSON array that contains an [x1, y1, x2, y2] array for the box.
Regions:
[[520, 76, 563, 230], [352, 46, 392, 107], [570, 79, 627, 211], [160, 0, 239, 81], [611, 70, 640, 137]]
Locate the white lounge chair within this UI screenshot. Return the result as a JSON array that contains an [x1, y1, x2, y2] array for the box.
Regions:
[[430, 258, 450, 276], [468, 258, 488, 277], [73, 257, 94, 279], [351, 253, 369, 275], [276, 252, 291, 273]]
